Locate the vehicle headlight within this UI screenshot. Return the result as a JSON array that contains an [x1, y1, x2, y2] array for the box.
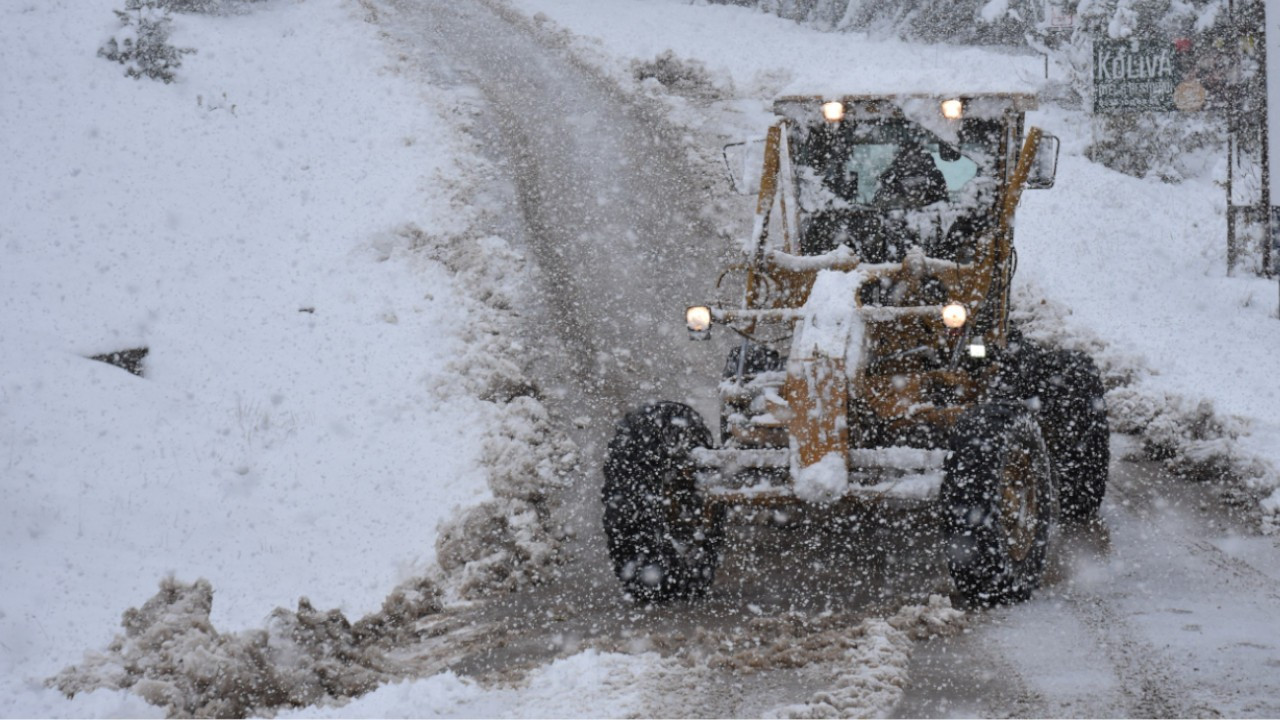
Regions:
[[821, 101, 845, 123], [941, 303, 967, 329], [941, 98, 964, 120], [686, 305, 712, 338]]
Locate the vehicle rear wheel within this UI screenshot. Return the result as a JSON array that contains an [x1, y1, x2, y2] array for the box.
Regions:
[[941, 403, 1056, 605], [602, 402, 724, 603]]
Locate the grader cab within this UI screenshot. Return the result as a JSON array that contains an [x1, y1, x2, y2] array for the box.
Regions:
[[603, 93, 1109, 606]]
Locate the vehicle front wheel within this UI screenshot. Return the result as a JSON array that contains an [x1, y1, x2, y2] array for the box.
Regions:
[[602, 402, 724, 603], [941, 403, 1056, 605]]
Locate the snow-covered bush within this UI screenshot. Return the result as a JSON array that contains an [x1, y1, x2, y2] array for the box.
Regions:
[[632, 51, 725, 99], [162, 0, 232, 12], [98, 0, 195, 84], [1082, 112, 1224, 181]]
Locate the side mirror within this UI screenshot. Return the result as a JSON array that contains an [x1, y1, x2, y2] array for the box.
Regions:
[[722, 140, 766, 196], [1026, 133, 1059, 190]]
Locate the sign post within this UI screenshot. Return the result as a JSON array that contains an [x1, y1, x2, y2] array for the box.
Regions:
[[1267, 0, 1280, 313]]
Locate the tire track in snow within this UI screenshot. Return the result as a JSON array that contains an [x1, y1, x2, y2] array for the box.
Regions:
[[900, 445, 1280, 717], [1063, 594, 1201, 718]]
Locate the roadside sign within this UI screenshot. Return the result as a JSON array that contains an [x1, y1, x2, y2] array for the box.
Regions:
[[1093, 38, 1177, 112]]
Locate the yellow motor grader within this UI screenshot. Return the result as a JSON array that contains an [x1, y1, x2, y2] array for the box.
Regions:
[[603, 93, 1109, 605]]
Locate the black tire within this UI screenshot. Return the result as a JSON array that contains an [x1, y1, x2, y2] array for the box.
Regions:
[[941, 403, 1056, 605], [602, 402, 725, 603], [1030, 350, 1109, 520]]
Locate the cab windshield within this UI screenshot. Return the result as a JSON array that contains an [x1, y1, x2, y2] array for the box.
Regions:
[[789, 116, 1003, 261]]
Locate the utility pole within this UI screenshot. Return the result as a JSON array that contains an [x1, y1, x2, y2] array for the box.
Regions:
[[1263, 0, 1275, 278], [1227, 0, 1278, 294], [1267, 0, 1280, 314], [1261, 0, 1272, 279]]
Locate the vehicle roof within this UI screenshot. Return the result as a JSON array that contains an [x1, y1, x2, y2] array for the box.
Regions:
[[772, 93, 1038, 122], [768, 94, 1039, 113]]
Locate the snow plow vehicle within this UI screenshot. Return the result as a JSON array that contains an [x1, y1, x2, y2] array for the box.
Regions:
[[602, 92, 1110, 605]]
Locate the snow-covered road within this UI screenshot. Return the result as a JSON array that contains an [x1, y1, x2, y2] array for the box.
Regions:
[[898, 436, 1280, 718], [381, 0, 730, 578]]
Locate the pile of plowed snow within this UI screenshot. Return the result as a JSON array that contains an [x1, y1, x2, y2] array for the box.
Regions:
[[262, 595, 964, 718]]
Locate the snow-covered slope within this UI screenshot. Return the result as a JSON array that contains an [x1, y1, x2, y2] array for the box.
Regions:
[[0, 0, 518, 714]]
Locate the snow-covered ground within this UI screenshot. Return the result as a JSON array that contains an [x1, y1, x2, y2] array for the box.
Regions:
[[1, 0, 518, 714]]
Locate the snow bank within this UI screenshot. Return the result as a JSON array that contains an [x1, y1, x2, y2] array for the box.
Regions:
[[1014, 283, 1280, 533], [50, 576, 440, 717], [1014, 120, 1280, 529]]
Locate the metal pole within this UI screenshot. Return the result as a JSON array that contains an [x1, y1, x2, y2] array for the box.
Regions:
[[1261, 0, 1274, 278], [1229, 112, 1238, 275], [1229, 0, 1239, 275], [1258, 0, 1279, 313]]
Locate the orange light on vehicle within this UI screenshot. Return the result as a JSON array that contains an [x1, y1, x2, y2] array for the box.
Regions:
[[821, 101, 845, 123], [941, 98, 964, 120]]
